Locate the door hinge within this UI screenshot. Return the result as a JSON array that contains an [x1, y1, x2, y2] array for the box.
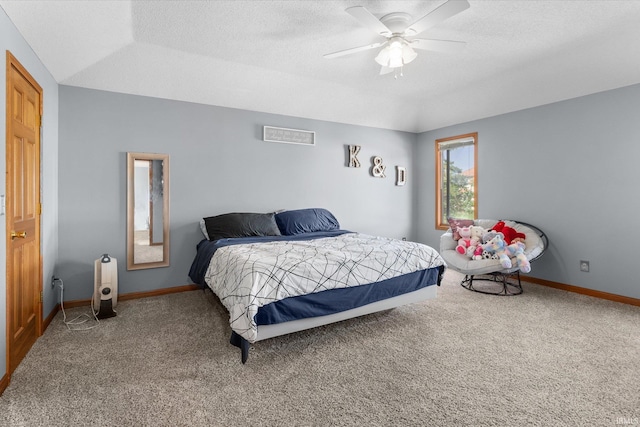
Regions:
[[40, 291, 43, 303], [37, 203, 42, 215]]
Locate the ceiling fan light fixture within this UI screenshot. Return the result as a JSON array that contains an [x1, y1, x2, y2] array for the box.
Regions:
[[402, 44, 417, 64], [388, 44, 404, 68], [374, 46, 391, 67], [374, 38, 417, 69]]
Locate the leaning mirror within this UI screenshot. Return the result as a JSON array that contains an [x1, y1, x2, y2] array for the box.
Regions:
[[127, 152, 170, 270]]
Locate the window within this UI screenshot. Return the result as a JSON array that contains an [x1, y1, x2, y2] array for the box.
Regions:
[[435, 132, 478, 229]]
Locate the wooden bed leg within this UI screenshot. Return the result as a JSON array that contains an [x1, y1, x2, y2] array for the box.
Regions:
[[229, 332, 250, 364]]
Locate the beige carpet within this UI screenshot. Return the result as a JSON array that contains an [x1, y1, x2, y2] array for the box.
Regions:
[[1, 270, 639, 426]]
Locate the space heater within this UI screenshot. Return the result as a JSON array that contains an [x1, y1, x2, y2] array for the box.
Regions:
[[93, 254, 118, 319]]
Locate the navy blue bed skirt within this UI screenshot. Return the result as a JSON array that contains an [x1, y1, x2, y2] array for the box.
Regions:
[[255, 265, 444, 326]]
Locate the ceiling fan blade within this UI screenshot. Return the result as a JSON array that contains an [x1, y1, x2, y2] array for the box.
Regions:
[[410, 38, 466, 53], [380, 66, 394, 75], [345, 6, 392, 37], [324, 41, 387, 59], [406, 0, 470, 36]]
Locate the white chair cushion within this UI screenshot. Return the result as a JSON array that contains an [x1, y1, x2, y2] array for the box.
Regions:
[[440, 219, 544, 275]]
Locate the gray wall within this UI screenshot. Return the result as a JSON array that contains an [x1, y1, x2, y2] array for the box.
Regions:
[[416, 83, 640, 299], [58, 86, 417, 301], [0, 7, 59, 381]]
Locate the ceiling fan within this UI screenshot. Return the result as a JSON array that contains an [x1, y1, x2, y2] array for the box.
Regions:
[[324, 0, 470, 77]]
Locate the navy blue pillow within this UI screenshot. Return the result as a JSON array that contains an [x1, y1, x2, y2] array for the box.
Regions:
[[275, 208, 340, 235]]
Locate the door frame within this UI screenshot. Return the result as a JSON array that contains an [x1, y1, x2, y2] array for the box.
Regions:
[[5, 50, 43, 377]]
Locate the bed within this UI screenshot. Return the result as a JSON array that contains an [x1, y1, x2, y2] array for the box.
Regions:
[[188, 208, 446, 363]]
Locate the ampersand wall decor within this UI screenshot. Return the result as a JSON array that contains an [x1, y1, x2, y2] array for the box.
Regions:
[[371, 156, 386, 178]]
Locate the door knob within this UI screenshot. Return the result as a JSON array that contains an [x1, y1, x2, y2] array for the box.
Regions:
[[11, 231, 27, 239]]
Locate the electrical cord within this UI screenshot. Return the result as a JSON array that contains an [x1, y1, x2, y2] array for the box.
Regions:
[[56, 278, 100, 331]]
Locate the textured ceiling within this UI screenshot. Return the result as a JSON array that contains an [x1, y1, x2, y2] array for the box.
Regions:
[[2, 0, 640, 133]]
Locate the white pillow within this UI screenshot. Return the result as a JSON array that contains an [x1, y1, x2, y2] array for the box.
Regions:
[[199, 219, 209, 239]]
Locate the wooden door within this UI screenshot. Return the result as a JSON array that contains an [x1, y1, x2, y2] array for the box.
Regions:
[[6, 51, 42, 375]]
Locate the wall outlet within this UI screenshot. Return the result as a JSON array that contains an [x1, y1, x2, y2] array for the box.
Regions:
[[580, 260, 590, 272], [51, 275, 61, 288]]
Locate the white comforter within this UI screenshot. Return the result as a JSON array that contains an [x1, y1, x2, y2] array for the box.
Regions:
[[203, 232, 445, 342]]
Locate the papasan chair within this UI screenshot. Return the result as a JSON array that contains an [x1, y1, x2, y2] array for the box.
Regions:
[[440, 219, 548, 295]]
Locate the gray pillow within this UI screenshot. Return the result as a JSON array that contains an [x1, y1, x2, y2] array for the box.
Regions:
[[202, 212, 281, 241]]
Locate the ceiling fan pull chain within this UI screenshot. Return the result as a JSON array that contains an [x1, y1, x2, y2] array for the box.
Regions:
[[393, 66, 405, 80]]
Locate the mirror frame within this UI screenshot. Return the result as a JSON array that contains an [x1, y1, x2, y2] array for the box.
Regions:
[[127, 152, 170, 270]]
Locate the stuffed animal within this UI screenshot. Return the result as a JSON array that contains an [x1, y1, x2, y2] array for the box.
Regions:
[[481, 249, 499, 260], [483, 234, 531, 273], [466, 225, 486, 259], [482, 230, 500, 244], [470, 245, 484, 260], [490, 221, 526, 245], [480, 230, 500, 260], [455, 226, 473, 255], [469, 225, 485, 246]]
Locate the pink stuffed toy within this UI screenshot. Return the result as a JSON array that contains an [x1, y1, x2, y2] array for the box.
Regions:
[[455, 226, 473, 255], [470, 245, 484, 260], [457, 225, 487, 259]]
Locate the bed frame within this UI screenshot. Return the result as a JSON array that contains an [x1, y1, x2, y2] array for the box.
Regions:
[[229, 266, 444, 363]]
